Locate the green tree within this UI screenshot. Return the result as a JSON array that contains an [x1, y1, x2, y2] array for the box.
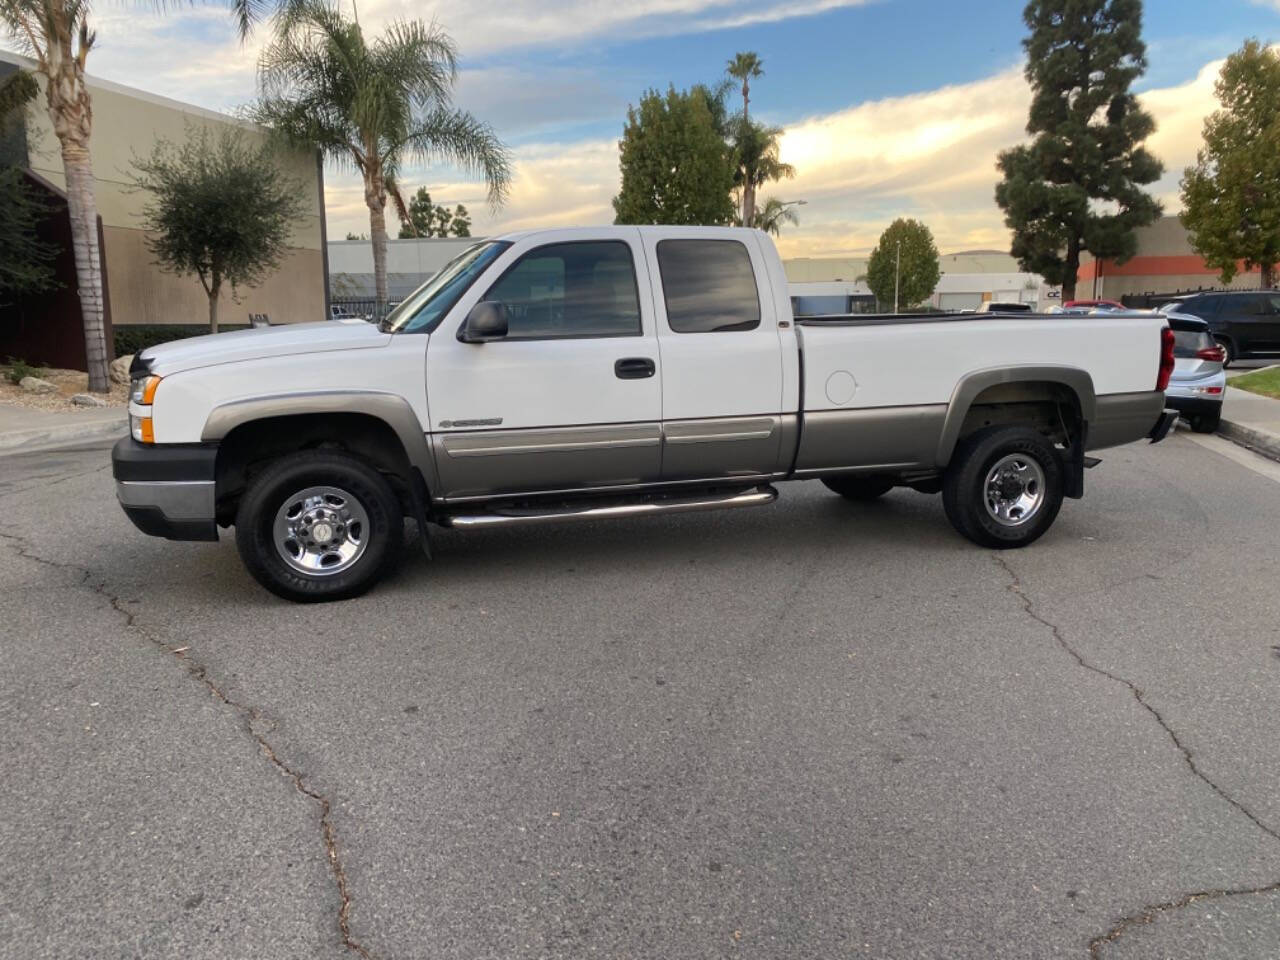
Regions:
[[255, 0, 510, 312], [865, 218, 941, 311], [130, 126, 305, 333], [731, 118, 794, 227], [2, 0, 112, 389], [612, 84, 736, 226], [994, 0, 1163, 300], [751, 196, 800, 236], [397, 186, 472, 238], [1180, 40, 1280, 288], [0, 69, 59, 302], [726, 50, 765, 223]]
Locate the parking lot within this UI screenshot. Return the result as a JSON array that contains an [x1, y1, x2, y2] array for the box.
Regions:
[[3, 431, 1279, 960]]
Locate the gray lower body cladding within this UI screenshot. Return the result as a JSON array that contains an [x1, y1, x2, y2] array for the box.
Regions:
[[1087, 391, 1167, 451], [792, 405, 947, 476]]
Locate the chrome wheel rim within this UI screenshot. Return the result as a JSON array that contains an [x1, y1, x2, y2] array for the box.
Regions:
[[272, 485, 370, 576], [984, 454, 1046, 527]]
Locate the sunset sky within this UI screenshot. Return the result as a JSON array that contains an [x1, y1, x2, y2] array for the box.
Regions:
[[7, 0, 1279, 257]]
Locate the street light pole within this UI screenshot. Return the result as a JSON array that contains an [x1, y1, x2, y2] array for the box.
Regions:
[[894, 240, 901, 313]]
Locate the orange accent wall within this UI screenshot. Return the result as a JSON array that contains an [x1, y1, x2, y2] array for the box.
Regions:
[[1078, 255, 1261, 281]]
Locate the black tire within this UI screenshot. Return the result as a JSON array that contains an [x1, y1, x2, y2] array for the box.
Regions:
[[942, 426, 1064, 549], [234, 450, 402, 602], [822, 476, 895, 501], [1215, 337, 1234, 368], [1188, 409, 1222, 434]]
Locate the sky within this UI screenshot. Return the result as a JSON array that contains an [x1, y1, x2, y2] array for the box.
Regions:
[[6, 0, 1280, 257]]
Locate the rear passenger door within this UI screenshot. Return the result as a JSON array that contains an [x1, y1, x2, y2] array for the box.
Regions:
[[426, 232, 663, 500], [643, 230, 788, 482]]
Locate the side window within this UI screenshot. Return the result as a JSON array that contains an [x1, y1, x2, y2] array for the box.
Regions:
[[1189, 295, 1218, 317], [481, 241, 642, 339], [656, 239, 761, 333]]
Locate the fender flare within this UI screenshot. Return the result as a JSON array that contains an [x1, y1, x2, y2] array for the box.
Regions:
[[201, 389, 440, 495], [935, 365, 1096, 466]]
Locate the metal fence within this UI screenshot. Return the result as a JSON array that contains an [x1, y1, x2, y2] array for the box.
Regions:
[[329, 298, 402, 322], [1120, 286, 1232, 310]]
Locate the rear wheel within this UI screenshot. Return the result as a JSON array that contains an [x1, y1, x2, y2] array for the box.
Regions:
[[1188, 409, 1222, 434], [822, 476, 895, 501], [1215, 337, 1234, 368], [942, 426, 1064, 549], [235, 451, 402, 602]]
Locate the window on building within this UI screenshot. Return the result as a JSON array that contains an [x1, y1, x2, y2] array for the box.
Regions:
[[482, 241, 642, 339], [656, 239, 761, 333]]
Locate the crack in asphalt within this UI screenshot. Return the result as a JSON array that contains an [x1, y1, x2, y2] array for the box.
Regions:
[[1086, 881, 1280, 958], [993, 553, 1280, 958], [0, 530, 378, 960]]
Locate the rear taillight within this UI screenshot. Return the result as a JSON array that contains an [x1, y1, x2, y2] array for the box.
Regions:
[[1196, 345, 1226, 362], [1157, 327, 1175, 391]]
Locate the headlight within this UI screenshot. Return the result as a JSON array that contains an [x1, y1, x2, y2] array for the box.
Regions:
[[130, 375, 162, 405], [129, 375, 161, 443]]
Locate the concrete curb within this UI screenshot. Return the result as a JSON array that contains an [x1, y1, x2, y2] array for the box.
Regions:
[[0, 414, 127, 455], [1218, 418, 1280, 463]]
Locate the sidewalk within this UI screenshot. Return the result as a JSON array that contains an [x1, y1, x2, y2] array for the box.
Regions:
[[1219, 376, 1280, 462], [0, 402, 127, 455]]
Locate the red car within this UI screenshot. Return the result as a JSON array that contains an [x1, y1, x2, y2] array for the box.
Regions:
[[1063, 298, 1124, 310]]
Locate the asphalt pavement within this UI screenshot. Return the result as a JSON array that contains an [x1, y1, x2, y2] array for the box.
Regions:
[[2, 433, 1279, 960]]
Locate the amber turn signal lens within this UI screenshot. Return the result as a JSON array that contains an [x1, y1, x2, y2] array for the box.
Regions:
[[140, 418, 154, 443], [141, 376, 161, 405]]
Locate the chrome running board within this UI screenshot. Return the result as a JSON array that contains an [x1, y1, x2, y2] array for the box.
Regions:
[[440, 485, 778, 530]]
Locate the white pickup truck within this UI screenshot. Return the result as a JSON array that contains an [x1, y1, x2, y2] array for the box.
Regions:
[[113, 226, 1177, 602]]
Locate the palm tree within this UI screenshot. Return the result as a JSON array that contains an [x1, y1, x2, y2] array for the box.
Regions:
[[732, 119, 794, 228], [2, 0, 110, 390], [752, 197, 800, 236], [255, 0, 511, 312], [726, 51, 763, 224]]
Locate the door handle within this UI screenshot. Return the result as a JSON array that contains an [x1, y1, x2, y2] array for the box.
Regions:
[[614, 357, 656, 379]]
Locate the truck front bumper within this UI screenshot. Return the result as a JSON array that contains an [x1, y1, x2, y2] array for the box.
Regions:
[[112, 437, 219, 541]]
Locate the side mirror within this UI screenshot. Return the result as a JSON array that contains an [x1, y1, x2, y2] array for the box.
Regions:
[[458, 301, 509, 343]]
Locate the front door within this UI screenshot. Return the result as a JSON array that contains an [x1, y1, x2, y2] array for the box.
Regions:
[[426, 231, 663, 500], [641, 230, 790, 481]]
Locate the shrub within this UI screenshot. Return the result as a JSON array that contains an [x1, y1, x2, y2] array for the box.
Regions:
[[114, 325, 249, 357], [5, 357, 45, 385]]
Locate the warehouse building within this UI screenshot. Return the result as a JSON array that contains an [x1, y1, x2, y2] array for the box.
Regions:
[[784, 249, 1056, 314], [0, 51, 327, 369], [1078, 216, 1269, 302]]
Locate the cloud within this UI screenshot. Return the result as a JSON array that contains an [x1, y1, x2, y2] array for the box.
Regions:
[[356, 0, 875, 56], [327, 55, 1228, 257]]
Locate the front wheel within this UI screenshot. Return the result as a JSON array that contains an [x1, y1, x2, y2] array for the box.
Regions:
[[942, 426, 1064, 549], [235, 451, 403, 602]]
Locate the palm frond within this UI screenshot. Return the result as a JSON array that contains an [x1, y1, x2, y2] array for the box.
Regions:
[[404, 106, 512, 209]]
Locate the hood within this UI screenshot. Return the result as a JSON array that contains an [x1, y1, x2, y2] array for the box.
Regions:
[[138, 320, 391, 376]]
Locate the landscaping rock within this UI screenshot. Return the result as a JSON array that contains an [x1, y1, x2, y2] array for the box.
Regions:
[[70, 393, 108, 407], [19, 376, 58, 394], [109, 354, 134, 385]]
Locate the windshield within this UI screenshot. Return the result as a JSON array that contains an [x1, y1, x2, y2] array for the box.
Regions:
[[380, 241, 511, 334]]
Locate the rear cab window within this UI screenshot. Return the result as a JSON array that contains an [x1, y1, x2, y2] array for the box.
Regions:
[[656, 239, 761, 333]]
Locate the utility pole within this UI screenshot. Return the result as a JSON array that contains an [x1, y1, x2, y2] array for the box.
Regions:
[[894, 240, 901, 313]]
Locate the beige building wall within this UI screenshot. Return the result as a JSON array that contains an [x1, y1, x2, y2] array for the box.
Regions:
[[10, 51, 326, 326]]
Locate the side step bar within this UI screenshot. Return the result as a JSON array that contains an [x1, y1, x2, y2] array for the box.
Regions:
[[440, 485, 778, 530]]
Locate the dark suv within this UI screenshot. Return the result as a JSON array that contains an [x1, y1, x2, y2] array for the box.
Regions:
[[1162, 290, 1280, 367]]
